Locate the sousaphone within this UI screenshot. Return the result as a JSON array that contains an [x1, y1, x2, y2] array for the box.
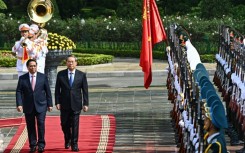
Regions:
[[27, 0, 54, 27], [27, 0, 54, 40]]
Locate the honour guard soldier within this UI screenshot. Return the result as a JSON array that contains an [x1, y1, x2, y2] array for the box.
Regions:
[[203, 99, 228, 153], [12, 23, 35, 78]]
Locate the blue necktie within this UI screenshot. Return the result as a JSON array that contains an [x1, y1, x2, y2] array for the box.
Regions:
[[69, 73, 73, 87]]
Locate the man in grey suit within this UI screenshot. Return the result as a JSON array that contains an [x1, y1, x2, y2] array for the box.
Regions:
[[55, 55, 89, 152], [16, 59, 53, 153]]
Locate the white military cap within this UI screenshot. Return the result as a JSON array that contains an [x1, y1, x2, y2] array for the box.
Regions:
[[30, 24, 39, 33], [29, 29, 35, 37], [19, 23, 30, 31]]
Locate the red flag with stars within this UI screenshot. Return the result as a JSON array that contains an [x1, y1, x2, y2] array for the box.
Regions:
[[140, 0, 167, 89]]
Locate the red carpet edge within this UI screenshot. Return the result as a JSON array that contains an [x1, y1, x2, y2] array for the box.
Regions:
[[3, 115, 116, 153]]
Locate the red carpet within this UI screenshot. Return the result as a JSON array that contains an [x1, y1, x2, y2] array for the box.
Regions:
[[4, 115, 116, 153], [0, 117, 22, 128]]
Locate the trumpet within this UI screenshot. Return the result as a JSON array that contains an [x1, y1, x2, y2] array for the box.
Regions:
[[20, 37, 28, 47]]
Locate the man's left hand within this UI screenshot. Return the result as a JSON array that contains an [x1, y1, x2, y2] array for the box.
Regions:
[[83, 106, 88, 112], [48, 107, 53, 112]]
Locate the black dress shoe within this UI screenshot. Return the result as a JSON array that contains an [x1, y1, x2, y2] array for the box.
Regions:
[[38, 147, 44, 153], [29, 146, 36, 153], [71, 146, 79, 152], [65, 142, 71, 149]]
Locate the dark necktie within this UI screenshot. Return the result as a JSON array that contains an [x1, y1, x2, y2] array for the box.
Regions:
[[69, 73, 73, 87]]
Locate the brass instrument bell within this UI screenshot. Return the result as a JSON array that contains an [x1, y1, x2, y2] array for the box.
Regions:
[[27, 0, 54, 26], [20, 37, 28, 47]]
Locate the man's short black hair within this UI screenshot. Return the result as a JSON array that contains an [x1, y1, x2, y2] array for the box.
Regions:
[[26, 59, 37, 67]]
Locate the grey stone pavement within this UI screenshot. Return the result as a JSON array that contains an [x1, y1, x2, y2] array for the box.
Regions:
[[0, 58, 242, 152]]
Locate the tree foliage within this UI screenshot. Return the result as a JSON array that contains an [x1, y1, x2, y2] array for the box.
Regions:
[[199, 0, 232, 19], [116, 0, 142, 19], [160, 0, 200, 16], [3, 0, 29, 18], [0, 0, 7, 10], [56, 0, 82, 19], [230, 4, 245, 20], [1, 0, 244, 20]]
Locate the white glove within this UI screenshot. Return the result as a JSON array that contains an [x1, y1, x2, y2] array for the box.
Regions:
[[166, 46, 171, 53]]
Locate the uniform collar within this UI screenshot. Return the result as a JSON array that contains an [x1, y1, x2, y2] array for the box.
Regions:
[[207, 132, 220, 144]]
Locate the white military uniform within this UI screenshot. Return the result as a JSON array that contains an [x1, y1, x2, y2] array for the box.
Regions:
[[30, 24, 48, 74], [12, 24, 35, 78], [35, 40, 48, 74]]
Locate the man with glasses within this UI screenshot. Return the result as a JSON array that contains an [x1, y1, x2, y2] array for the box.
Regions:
[[55, 55, 89, 152]]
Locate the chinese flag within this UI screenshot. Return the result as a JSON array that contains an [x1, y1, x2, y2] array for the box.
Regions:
[[22, 47, 29, 64], [140, 0, 167, 89]]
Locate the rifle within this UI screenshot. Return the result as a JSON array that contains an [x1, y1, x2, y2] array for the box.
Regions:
[[219, 27, 231, 93], [222, 27, 239, 104], [214, 25, 228, 92], [168, 24, 184, 150], [234, 45, 242, 116], [236, 48, 245, 141], [213, 25, 223, 87], [177, 30, 186, 153]]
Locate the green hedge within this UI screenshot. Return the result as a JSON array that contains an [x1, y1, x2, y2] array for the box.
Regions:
[[73, 48, 165, 60], [61, 53, 114, 65], [0, 50, 215, 68], [0, 51, 114, 67], [74, 48, 215, 63], [0, 51, 16, 67], [200, 54, 215, 63]]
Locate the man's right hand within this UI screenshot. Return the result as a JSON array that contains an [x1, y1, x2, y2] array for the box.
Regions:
[[166, 46, 171, 53], [20, 37, 25, 41], [17, 106, 23, 112], [56, 104, 60, 110]]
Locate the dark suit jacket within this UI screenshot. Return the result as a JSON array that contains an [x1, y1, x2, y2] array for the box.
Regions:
[[55, 69, 89, 111], [16, 72, 53, 114]]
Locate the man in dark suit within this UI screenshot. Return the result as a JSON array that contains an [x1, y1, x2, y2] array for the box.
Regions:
[[16, 59, 53, 153], [55, 55, 89, 152]]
